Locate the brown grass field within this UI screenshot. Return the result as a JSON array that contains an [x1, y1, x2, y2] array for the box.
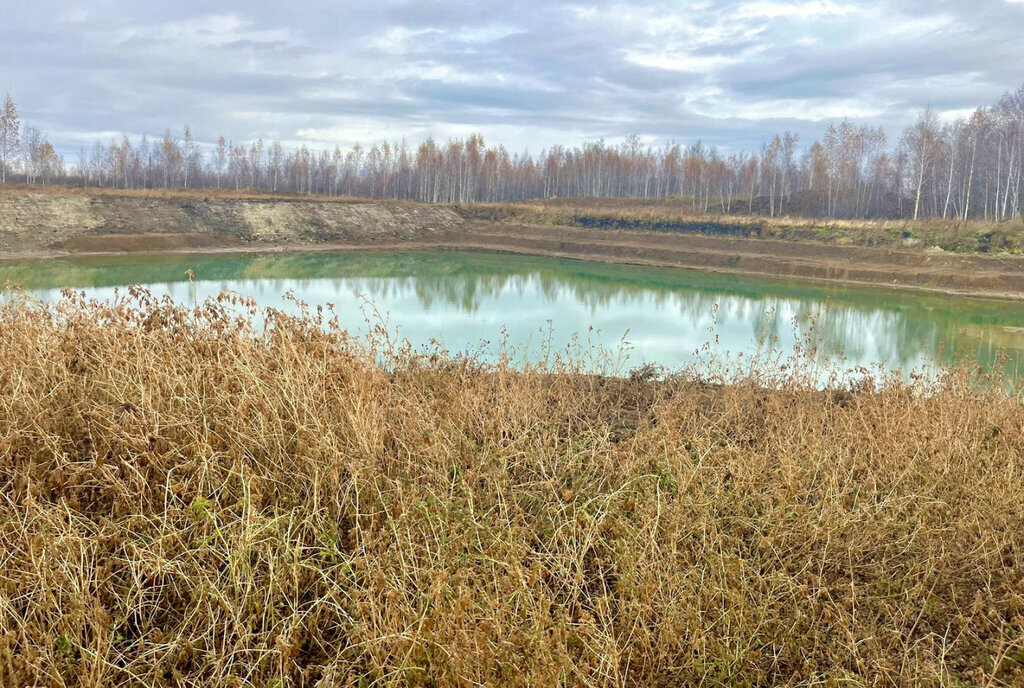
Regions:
[[461, 199, 1024, 254], [1, 289, 1023, 686]]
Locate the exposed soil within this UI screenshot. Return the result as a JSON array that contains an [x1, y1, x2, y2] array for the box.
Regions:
[[54, 232, 248, 252], [3, 191, 1024, 299], [0, 192, 461, 252], [449, 222, 1024, 299]]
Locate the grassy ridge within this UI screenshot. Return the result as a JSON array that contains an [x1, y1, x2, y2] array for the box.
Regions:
[[1, 291, 1023, 686], [461, 199, 1024, 254]]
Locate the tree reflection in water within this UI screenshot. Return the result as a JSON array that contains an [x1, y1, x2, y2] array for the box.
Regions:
[[3, 250, 1023, 379]]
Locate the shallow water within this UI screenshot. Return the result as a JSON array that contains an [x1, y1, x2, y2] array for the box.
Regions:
[[3, 250, 1024, 380]]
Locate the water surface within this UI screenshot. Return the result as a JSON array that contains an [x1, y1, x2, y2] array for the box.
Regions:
[[3, 250, 1024, 379]]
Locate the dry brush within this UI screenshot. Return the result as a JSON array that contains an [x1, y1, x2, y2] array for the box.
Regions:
[[0, 289, 1022, 686]]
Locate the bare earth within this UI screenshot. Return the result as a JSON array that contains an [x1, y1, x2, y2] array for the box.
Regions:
[[3, 191, 1024, 299]]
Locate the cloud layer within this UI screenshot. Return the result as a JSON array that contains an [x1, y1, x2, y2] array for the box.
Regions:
[[3, 0, 1022, 154]]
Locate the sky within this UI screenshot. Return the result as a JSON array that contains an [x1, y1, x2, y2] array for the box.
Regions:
[[2, 0, 1023, 156]]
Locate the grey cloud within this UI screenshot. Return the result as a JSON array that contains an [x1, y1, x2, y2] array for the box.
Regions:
[[1, 0, 1022, 157]]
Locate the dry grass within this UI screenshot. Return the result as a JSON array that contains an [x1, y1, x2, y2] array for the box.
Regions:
[[464, 200, 1024, 254], [465, 196, 1011, 231], [1, 289, 1023, 686]]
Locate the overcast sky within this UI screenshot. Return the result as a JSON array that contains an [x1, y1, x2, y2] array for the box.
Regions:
[[3, 0, 1023, 156]]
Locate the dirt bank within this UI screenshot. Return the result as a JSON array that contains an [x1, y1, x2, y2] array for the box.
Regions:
[[3, 191, 1024, 298], [0, 192, 462, 252], [450, 222, 1024, 299]]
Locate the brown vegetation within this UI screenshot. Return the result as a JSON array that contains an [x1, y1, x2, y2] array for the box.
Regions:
[[1, 290, 1023, 686], [451, 222, 1024, 299], [461, 198, 1024, 254]]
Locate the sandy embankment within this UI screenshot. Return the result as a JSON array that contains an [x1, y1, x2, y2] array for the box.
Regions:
[[2, 191, 1024, 299]]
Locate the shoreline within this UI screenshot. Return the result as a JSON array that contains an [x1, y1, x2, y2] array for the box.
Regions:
[[2, 190, 1023, 301], [3, 232, 1024, 303]]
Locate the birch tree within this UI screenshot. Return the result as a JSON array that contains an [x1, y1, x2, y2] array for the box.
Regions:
[[22, 126, 42, 185], [902, 108, 940, 220], [0, 94, 20, 183]]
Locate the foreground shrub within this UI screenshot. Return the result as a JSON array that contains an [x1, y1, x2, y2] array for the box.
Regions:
[[0, 289, 1022, 687]]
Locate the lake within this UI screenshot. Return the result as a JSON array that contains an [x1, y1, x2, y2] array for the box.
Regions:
[[3, 249, 1024, 380]]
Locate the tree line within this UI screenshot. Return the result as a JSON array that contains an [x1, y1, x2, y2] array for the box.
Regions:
[[1, 82, 1022, 221]]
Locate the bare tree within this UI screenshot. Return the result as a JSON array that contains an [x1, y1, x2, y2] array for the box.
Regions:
[[2, 80, 1021, 220], [902, 108, 940, 220], [182, 125, 199, 188], [248, 139, 263, 189], [268, 141, 283, 192], [159, 130, 181, 188], [0, 94, 20, 183], [214, 136, 228, 188], [21, 126, 43, 185]]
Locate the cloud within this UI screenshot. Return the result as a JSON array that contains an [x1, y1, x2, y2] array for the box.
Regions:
[[0, 0, 1021, 157], [733, 0, 863, 19], [623, 49, 741, 73], [114, 14, 295, 48]]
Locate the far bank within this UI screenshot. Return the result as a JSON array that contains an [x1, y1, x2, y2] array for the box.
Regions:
[[2, 189, 1023, 300]]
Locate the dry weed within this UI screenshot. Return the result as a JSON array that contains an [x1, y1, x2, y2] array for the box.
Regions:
[[0, 289, 1022, 686]]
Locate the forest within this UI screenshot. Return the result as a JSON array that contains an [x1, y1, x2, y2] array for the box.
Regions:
[[0, 82, 1022, 221]]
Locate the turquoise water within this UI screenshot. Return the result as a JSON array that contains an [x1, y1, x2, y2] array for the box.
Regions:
[[3, 250, 1024, 378]]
